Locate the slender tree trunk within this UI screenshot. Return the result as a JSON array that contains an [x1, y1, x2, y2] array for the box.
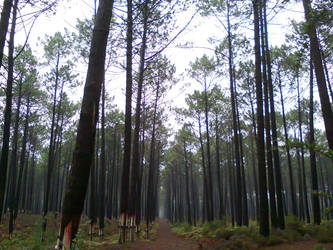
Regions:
[[309, 53, 321, 225], [27, 134, 36, 213], [215, 113, 223, 219], [198, 116, 209, 223], [227, 0, 242, 226], [203, 77, 214, 221], [297, 76, 310, 223], [57, 1, 113, 248], [234, 79, 248, 226], [42, 51, 61, 240], [136, 101, 146, 229], [146, 80, 159, 229], [99, 81, 106, 239], [129, 0, 149, 237], [260, 1, 277, 228], [0, 0, 18, 223], [263, 1, 284, 229], [227, 138, 235, 227], [20, 145, 30, 213], [253, 0, 269, 236], [8, 34, 22, 238], [278, 71, 297, 217], [190, 155, 197, 226], [247, 79, 260, 221], [119, 0, 133, 242], [0, 0, 13, 69], [296, 131, 305, 221], [13, 94, 31, 221], [184, 140, 192, 225], [302, 0, 333, 151]]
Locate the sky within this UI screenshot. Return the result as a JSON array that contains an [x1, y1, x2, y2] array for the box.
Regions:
[[14, 0, 309, 134]]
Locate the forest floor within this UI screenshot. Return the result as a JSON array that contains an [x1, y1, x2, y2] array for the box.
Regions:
[[1, 214, 333, 249], [170, 217, 333, 250]]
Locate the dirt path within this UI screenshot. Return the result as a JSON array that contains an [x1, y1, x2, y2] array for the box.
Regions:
[[111, 219, 199, 250]]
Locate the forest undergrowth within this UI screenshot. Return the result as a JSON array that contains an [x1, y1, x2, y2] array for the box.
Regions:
[[171, 216, 333, 250], [0, 213, 158, 249]]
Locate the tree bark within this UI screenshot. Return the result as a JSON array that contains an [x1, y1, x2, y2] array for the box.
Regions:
[[99, 81, 106, 239], [263, 0, 284, 229], [57, 1, 113, 248], [14, 94, 31, 221], [297, 76, 310, 223], [184, 139, 192, 225], [253, 0, 269, 236], [215, 113, 223, 219], [302, 0, 333, 151], [0, 0, 18, 223], [129, 0, 149, 234], [203, 77, 214, 221], [227, 0, 242, 226], [309, 53, 321, 225], [119, 0, 133, 242], [278, 71, 297, 217], [0, 0, 13, 69]]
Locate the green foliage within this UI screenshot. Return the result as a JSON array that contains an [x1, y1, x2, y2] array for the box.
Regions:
[[0, 216, 56, 249], [171, 217, 333, 249], [313, 244, 326, 250]]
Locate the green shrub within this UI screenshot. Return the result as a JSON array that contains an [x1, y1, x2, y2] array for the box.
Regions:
[[266, 235, 284, 246], [285, 216, 305, 235], [313, 244, 325, 250], [183, 223, 193, 232], [215, 228, 234, 240]]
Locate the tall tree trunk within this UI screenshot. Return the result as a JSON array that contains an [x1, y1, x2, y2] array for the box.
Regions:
[[309, 53, 321, 225], [20, 145, 30, 213], [136, 101, 146, 229], [247, 79, 260, 221], [234, 78, 248, 226], [119, 0, 133, 242], [0, 0, 18, 223], [296, 131, 305, 221], [263, 1, 284, 229], [129, 0, 149, 236], [297, 76, 310, 223], [146, 80, 160, 229], [13, 94, 31, 221], [99, 81, 106, 239], [302, 0, 333, 151], [0, 0, 13, 69], [260, 0, 277, 228], [215, 113, 223, 219], [190, 155, 197, 226], [42, 52, 61, 240], [203, 77, 214, 221], [198, 116, 209, 223], [8, 54, 22, 238], [184, 140, 192, 225], [253, 0, 269, 236], [278, 71, 297, 217], [57, 1, 113, 248], [227, 0, 242, 226]]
